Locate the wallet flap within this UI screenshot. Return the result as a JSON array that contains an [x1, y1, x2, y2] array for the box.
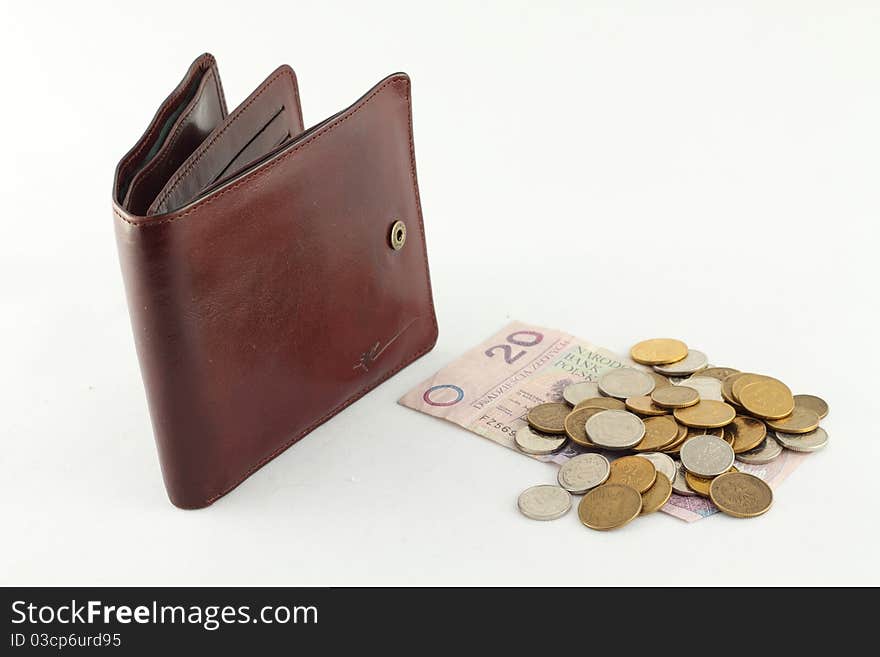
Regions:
[[122, 62, 228, 215], [147, 65, 304, 215], [114, 54, 226, 207], [113, 72, 437, 508]]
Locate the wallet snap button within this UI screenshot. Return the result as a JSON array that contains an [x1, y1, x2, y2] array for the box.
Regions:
[[390, 220, 407, 250]]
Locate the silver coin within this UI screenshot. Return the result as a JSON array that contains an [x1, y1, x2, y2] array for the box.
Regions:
[[517, 485, 572, 520], [677, 376, 723, 401], [671, 461, 697, 496], [562, 381, 600, 406], [774, 427, 828, 453], [557, 453, 610, 494], [597, 367, 655, 399], [680, 434, 735, 477], [653, 350, 708, 376], [637, 452, 677, 484], [585, 409, 646, 450], [514, 425, 567, 455], [735, 435, 783, 464]]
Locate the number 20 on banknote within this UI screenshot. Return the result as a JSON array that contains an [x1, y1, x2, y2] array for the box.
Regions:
[[421, 329, 545, 407]]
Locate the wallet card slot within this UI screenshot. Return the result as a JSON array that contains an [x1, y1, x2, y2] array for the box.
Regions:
[[208, 105, 288, 186]]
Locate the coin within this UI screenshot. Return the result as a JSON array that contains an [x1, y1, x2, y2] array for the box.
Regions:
[[527, 402, 570, 434], [578, 483, 643, 530], [672, 461, 697, 496], [651, 385, 700, 409], [738, 379, 795, 420], [726, 415, 767, 453], [514, 424, 568, 455], [640, 471, 673, 514], [709, 472, 773, 518], [631, 339, 689, 365], [735, 435, 783, 464], [653, 349, 708, 376], [637, 452, 677, 484], [774, 427, 829, 453], [606, 455, 656, 493], [678, 376, 723, 401], [625, 395, 669, 416], [564, 407, 605, 447], [731, 373, 772, 404], [660, 421, 690, 454], [685, 466, 737, 497], [574, 396, 626, 411], [557, 453, 611, 494], [793, 394, 829, 419], [721, 373, 748, 405], [684, 471, 712, 497], [699, 367, 740, 381], [598, 367, 656, 399], [648, 371, 673, 389], [585, 410, 646, 450], [680, 434, 736, 477], [562, 381, 601, 406], [766, 407, 820, 434], [517, 485, 572, 520], [634, 415, 679, 451], [673, 400, 736, 428]]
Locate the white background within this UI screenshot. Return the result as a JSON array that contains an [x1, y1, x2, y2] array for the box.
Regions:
[[2, 1, 878, 586]]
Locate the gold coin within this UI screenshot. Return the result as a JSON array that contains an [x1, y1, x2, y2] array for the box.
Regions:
[[625, 395, 668, 416], [527, 403, 570, 434], [606, 455, 656, 493], [630, 339, 689, 365], [685, 466, 737, 497], [640, 472, 673, 514], [634, 415, 679, 451], [578, 484, 643, 530], [699, 367, 740, 381], [730, 373, 770, 404], [660, 421, 690, 454], [673, 400, 737, 428], [574, 396, 626, 411], [648, 371, 674, 389], [766, 407, 820, 434], [564, 407, 605, 447], [794, 394, 829, 419], [651, 385, 700, 409], [738, 379, 795, 420], [721, 372, 749, 405], [727, 415, 768, 453], [709, 471, 772, 518]]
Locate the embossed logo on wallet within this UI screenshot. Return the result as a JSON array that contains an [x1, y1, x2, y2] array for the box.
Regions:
[[353, 317, 419, 373]]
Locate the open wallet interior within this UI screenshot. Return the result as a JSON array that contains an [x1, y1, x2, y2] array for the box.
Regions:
[[114, 53, 305, 215]]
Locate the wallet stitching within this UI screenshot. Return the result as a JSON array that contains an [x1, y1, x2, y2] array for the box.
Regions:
[[150, 68, 296, 214], [113, 75, 406, 228], [114, 75, 435, 507], [118, 54, 216, 188], [200, 77, 438, 508], [125, 68, 220, 206]]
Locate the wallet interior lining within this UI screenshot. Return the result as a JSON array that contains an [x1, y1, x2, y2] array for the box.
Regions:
[[117, 67, 209, 205]]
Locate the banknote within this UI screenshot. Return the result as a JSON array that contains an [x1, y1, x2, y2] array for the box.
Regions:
[[399, 320, 809, 522]]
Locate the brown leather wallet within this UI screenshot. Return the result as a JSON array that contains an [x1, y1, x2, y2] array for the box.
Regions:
[[112, 54, 438, 509]]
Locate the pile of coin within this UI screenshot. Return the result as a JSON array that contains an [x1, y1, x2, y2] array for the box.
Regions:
[[516, 338, 828, 529]]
